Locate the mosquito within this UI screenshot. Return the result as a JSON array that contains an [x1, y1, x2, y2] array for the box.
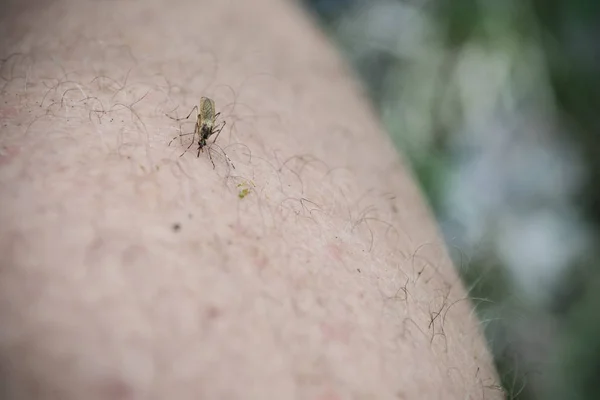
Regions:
[[167, 97, 233, 169]]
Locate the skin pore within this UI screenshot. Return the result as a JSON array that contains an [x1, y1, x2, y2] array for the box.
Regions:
[[0, 0, 502, 399]]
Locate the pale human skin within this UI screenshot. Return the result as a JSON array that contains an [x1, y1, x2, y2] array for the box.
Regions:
[[0, 0, 502, 398]]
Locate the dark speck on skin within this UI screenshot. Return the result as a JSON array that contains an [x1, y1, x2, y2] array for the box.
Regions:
[[172, 223, 181, 232]]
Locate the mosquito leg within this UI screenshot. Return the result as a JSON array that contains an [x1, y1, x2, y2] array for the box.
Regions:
[[207, 148, 216, 169], [168, 132, 194, 146], [212, 120, 226, 144], [179, 135, 196, 157], [166, 105, 198, 121]]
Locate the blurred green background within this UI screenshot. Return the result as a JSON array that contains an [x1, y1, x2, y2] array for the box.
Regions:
[[302, 1, 600, 399]]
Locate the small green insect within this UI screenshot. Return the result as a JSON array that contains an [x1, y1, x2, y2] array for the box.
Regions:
[[167, 97, 233, 169], [237, 181, 255, 199], [238, 188, 250, 199]]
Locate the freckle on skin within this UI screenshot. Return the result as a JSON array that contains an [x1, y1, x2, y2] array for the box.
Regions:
[[0, 146, 20, 166], [205, 305, 221, 320], [85, 236, 106, 264], [317, 387, 343, 400], [326, 243, 344, 263], [320, 321, 352, 344], [230, 222, 251, 237], [0, 106, 18, 119], [250, 246, 268, 270], [97, 377, 134, 400], [121, 244, 147, 264]]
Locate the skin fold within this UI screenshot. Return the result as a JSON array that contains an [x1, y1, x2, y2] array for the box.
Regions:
[[0, 0, 502, 398]]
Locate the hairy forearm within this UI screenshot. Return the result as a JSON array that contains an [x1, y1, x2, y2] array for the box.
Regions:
[[0, 0, 501, 398]]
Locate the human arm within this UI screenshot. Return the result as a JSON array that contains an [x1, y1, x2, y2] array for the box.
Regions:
[[0, 0, 501, 398]]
